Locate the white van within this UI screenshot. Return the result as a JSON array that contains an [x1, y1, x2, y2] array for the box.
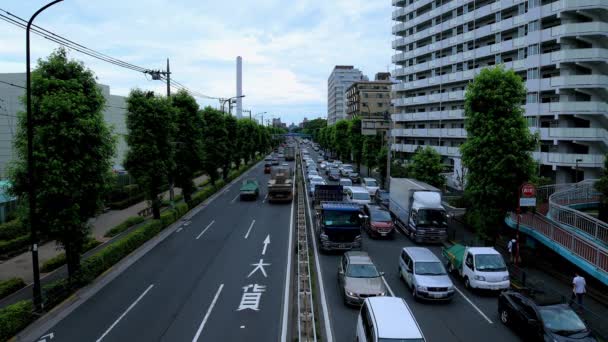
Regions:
[[356, 297, 426, 342]]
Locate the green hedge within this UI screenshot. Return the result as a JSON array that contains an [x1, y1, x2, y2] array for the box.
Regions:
[[107, 193, 146, 210], [160, 210, 177, 227], [104, 216, 145, 238], [40, 238, 102, 273], [0, 300, 34, 342], [0, 278, 26, 300], [0, 235, 30, 256], [0, 220, 25, 241]]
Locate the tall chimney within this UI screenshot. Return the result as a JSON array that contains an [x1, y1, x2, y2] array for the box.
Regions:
[[236, 56, 243, 119]]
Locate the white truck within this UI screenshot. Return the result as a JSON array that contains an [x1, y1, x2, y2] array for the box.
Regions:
[[389, 178, 448, 243], [442, 244, 510, 291]]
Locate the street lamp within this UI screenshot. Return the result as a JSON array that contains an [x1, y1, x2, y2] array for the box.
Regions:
[[575, 158, 583, 183], [26, 0, 64, 311], [220, 95, 245, 115], [255, 112, 267, 125]]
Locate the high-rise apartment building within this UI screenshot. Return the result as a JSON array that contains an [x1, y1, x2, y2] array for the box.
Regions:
[[327, 66, 367, 125], [391, 0, 607, 184]]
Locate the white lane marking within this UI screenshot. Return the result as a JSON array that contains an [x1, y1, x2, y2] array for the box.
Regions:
[[196, 220, 215, 240], [37, 332, 54, 342], [244, 219, 256, 239], [192, 284, 224, 342], [280, 172, 297, 342], [302, 157, 334, 342], [96, 284, 154, 342], [262, 235, 271, 255], [176, 227, 183, 233], [262, 193, 268, 203], [453, 286, 494, 324], [240, 325, 245, 329], [381, 276, 395, 297], [230, 194, 240, 204]]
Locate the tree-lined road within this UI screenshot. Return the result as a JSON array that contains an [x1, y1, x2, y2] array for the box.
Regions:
[[302, 147, 521, 342], [37, 160, 295, 342]]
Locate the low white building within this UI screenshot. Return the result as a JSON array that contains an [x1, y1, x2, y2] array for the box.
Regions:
[[0, 73, 128, 177]]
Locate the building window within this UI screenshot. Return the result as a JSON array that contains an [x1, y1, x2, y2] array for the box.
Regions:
[[529, 0, 540, 8], [528, 44, 540, 55], [526, 92, 538, 103], [528, 20, 540, 32], [527, 68, 539, 79]]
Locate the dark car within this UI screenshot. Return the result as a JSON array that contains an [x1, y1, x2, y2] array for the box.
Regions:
[[374, 189, 390, 208], [348, 172, 360, 184], [264, 163, 272, 174], [498, 290, 597, 341], [328, 169, 341, 181], [362, 204, 395, 238]]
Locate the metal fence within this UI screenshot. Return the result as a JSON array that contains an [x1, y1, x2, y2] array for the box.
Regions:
[[546, 180, 608, 245]]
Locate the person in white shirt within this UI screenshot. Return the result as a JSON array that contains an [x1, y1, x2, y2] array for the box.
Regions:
[[572, 272, 587, 305], [507, 238, 517, 263]]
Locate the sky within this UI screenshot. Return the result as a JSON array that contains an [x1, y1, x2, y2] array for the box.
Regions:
[[1, 0, 393, 125]]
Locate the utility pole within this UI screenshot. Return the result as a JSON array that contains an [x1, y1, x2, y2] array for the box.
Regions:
[[26, 0, 64, 312], [166, 58, 175, 206]]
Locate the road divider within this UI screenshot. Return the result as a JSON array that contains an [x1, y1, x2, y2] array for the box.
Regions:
[[280, 171, 297, 342]]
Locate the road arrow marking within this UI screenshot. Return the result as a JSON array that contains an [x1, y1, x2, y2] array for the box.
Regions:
[[38, 332, 54, 342], [262, 235, 270, 255]]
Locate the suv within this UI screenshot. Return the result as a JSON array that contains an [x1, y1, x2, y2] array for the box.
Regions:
[[357, 297, 426, 342], [362, 204, 395, 238], [344, 186, 371, 206], [338, 251, 387, 306], [399, 247, 455, 301], [498, 290, 597, 341]]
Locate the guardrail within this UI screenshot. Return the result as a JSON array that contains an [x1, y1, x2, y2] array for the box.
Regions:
[[509, 213, 608, 274], [545, 180, 608, 245]]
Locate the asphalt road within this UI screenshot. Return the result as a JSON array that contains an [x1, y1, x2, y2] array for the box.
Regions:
[[302, 146, 522, 342], [37, 159, 295, 342]]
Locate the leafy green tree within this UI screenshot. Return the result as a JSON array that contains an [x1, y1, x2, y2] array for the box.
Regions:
[[223, 114, 238, 178], [10, 49, 115, 276], [302, 118, 327, 141], [125, 90, 175, 220], [377, 146, 388, 186], [595, 156, 608, 222], [362, 134, 382, 176], [409, 146, 446, 189], [200, 107, 228, 184], [237, 119, 259, 164], [171, 90, 203, 204], [391, 161, 410, 178], [349, 118, 363, 170], [460, 66, 537, 241]]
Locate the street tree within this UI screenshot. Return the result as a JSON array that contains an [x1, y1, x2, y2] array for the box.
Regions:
[[362, 134, 382, 176], [302, 118, 327, 142], [223, 114, 238, 178], [409, 146, 446, 189], [200, 107, 228, 184], [333, 121, 350, 160], [125, 90, 175, 219], [377, 146, 388, 186], [349, 118, 363, 170], [460, 66, 537, 241], [10, 49, 115, 276], [172, 90, 203, 204]]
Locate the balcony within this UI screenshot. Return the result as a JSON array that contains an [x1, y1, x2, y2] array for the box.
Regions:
[[392, 90, 465, 107], [533, 152, 605, 168], [549, 75, 608, 90], [392, 110, 464, 122], [552, 22, 608, 38], [532, 127, 608, 145], [556, 0, 608, 13], [392, 143, 462, 157], [393, 128, 467, 138]]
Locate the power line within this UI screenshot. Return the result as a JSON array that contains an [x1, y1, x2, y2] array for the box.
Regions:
[[0, 79, 26, 89]]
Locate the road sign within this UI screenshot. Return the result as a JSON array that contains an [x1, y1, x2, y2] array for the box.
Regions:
[[519, 197, 536, 207], [521, 183, 536, 197]]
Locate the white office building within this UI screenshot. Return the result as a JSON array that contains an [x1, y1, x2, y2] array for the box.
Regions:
[[0, 73, 128, 177], [391, 0, 608, 184], [327, 65, 367, 125]]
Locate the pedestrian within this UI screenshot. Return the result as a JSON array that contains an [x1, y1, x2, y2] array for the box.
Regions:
[[507, 238, 517, 263], [572, 271, 586, 306]]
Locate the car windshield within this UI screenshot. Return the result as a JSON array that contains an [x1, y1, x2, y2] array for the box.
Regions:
[[414, 261, 447, 275], [539, 306, 587, 334], [474, 254, 507, 272], [366, 180, 378, 187], [323, 210, 361, 227], [370, 209, 391, 222], [352, 192, 370, 200], [416, 209, 447, 227], [330, 170, 339, 175], [340, 180, 352, 186], [346, 264, 379, 278]]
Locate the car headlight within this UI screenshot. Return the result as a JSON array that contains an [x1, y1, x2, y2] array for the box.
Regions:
[[346, 291, 357, 297], [416, 285, 427, 291], [378, 292, 386, 296], [474, 275, 486, 281], [503, 275, 510, 281], [320, 233, 328, 240]]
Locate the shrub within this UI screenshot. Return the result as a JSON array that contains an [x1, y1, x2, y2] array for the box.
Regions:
[[40, 238, 102, 273], [0, 220, 25, 241], [104, 216, 145, 238], [175, 203, 188, 217], [0, 278, 26, 300], [123, 184, 139, 193], [0, 235, 30, 256], [160, 210, 177, 227], [0, 300, 34, 342]]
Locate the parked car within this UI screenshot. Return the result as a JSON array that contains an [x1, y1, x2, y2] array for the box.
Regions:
[[309, 179, 327, 196], [339, 178, 353, 187], [399, 247, 455, 301], [362, 204, 395, 238], [362, 177, 380, 197], [348, 172, 361, 184], [498, 290, 597, 341], [328, 169, 341, 181], [338, 251, 387, 306], [357, 297, 426, 342], [374, 189, 390, 208], [344, 186, 372, 206]]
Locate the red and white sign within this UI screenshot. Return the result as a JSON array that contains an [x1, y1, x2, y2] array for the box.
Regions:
[[521, 183, 536, 197]]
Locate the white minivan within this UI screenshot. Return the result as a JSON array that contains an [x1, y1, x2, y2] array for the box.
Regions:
[[356, 297, 426, 342]]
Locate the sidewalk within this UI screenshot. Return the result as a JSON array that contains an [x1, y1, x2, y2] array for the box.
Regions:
[[0, 174, 208, 283]]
